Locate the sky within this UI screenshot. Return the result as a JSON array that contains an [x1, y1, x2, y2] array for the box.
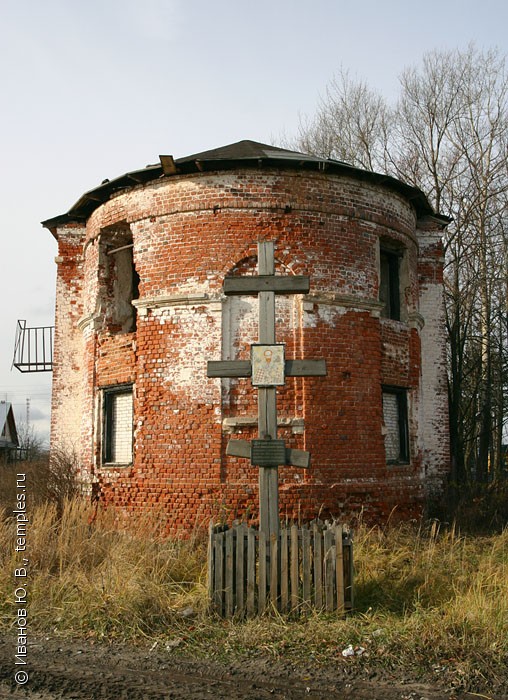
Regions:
[[1, 0, 508, 446]]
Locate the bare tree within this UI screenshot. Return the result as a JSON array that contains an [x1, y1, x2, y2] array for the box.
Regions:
[[16, 420, 46, 462], [290, 68, 393, 172], [292, 46, 508, 486]]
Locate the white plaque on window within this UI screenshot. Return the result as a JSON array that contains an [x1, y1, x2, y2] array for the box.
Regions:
[[251, 344, 285, 386]]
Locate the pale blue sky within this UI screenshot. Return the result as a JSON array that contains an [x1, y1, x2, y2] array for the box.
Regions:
[[1, 0, 507, 442]]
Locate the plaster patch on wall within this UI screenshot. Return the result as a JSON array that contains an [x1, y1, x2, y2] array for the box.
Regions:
[[161, 305, 222, 403], [419, 283, 449, 484], [382, 338, 409, 366], [303, 303, 347, 328]]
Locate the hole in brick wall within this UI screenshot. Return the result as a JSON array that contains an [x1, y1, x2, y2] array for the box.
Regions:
[[100, 223, 139, 333]]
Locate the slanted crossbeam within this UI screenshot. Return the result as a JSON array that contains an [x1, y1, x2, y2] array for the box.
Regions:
[[207, 241, 326, 537], [225, 438, 311, 469]]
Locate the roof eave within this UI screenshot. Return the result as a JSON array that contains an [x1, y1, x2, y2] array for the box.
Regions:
[[41, 164, 162, 231], [42, 142, 440, 227]]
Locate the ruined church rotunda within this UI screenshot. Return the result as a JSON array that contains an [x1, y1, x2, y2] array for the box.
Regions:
[[43, 140, 450, 527]]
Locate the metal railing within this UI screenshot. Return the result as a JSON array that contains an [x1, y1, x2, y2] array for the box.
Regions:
[[12, 320, 54, 372]]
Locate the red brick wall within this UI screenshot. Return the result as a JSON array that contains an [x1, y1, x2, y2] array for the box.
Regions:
[[51, 168, 450, 528]]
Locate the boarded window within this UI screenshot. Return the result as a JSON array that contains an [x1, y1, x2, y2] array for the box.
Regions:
[[103, 387, 133, 464], [382, 388, 409, 463]]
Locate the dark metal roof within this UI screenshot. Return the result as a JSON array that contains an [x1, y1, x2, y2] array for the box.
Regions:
[[42, 140, 447, 230], [181, 140, 322, 163]]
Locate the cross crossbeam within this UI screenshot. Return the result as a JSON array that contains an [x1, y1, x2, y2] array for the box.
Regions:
[[207, 358, 326, 379], [223, 275, 310, 296]]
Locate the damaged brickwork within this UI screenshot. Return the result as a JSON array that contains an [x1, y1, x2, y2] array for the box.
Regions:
[[44, 141, 450, 528]]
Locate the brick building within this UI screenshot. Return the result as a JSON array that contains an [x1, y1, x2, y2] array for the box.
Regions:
[[43, 140, 450, 527]]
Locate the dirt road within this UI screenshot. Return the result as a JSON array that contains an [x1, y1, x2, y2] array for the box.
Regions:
[[0, 635, 501, 700]]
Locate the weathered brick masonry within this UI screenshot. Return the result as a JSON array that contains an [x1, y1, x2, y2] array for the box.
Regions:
[[43, 141, 450, 528]]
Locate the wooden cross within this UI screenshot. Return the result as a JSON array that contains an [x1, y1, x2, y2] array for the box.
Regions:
[[207, 241, 326, 537]]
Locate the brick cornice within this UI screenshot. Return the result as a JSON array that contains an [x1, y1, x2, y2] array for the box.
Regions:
[[305, 293, 384, 316], [132, 294, 222, 315]]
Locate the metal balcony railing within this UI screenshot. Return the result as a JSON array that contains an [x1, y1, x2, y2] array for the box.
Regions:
[[12, 320, 54, 372]]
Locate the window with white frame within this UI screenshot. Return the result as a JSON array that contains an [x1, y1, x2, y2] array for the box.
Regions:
[[382, 387, 409, 464], [102, 386, 133, 465]]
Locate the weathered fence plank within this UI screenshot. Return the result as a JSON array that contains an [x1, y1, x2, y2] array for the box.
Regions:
[[335, 524, 344, 611], [247, 527, 256, 616], [344, 531, 354, 610], [323, 528, 334, 612], [280, 527, 289, 613], [259, 531, 267, 614], [312, 522, 323, 609], [225, 527, 234, 618], [235, 523, 246, 614], [213, 531, 225, 615], [302, 526, 311, 606], [270, 533, 278, 607], [290, 524, 299, 610], [207, 521, 214, 606], [209, 521, 352, 617]]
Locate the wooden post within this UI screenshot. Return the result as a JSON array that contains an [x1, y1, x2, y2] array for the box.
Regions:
[[257, 241, 279, 538]]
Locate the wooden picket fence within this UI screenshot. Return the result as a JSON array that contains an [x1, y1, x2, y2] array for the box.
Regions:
[[208, 521, 353, 617]]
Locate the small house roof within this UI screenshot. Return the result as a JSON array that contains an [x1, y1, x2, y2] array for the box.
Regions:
[[42, 139, 449, 232], [0, 401, 19, 449]]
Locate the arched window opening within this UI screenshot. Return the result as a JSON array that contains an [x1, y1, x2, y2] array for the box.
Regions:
[[379, 239, 408, 322]]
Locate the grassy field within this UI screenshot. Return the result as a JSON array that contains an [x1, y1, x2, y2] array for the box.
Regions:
[[0, 486, 507, 693]]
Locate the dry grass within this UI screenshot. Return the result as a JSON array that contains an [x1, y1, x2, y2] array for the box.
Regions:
[[0, 499, 207, 638], [0, 496, 506, 691], [0, 453, 79, 513], [349, 521, 508, 680]]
